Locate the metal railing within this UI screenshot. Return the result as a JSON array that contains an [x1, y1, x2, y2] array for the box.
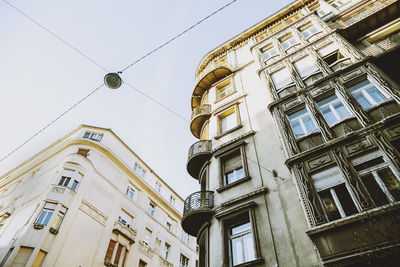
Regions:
[[191, 104, 211, 121], [188, 140, 212, 160], [183, 191, 214, 216]]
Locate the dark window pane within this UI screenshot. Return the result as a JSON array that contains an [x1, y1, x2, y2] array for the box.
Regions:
[[360, 173, 389, 206], [318, 190, 341, 221], [58, 177, 65, 186], [378, 168, 400, 201], [335, 184, 358, 216], [353, 157, 385, 172]]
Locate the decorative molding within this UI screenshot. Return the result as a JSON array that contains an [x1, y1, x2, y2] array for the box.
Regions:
[[79, 199, 108, 226], [273, 107, 299, 156]]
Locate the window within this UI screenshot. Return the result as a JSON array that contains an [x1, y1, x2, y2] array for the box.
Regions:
[[51, 206, 67, 232], [312, 167, 358, 221], [77, 148, 89, 158], [323, 50, 344, 66], [166, 221, 172, 231], [270, 67, 293, 90], [57, 169, 82, 191], [353, 154, 400, 206], [11, 247, 34, 266], [126, 186, 136, 200], [299, 22, 320, 40], [317, 94, 352, 126], [221, 149, 245, 185], [228, 215, 256, 266], [32, 250, 47, 267], [148, 203, 155, 216], [36, 202, 56, 226], [348, 79, 389, 109], [118, 210, 133, 228], [288, 108, 317, 138], [155, 182, 162, 193], [133, 163, 146, 178], [180, 254, 189, 267], [183, 231, 189, 244], [261, 44, 279, 62], [144, 228, 152, 245], [218, 108, 239, 134], [83, 131, 103, 141], [216, 80, 235, 100], [163, 243, 170, 259], [294, 56, 319, 78], [169, 196, 176, 206], [104, 240, 127, 267], [280, 34, 298, 51]]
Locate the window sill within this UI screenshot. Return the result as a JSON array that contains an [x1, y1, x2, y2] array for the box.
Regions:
[[49, 227, 59, 235], [214, 125, 243, 140], [364, 98, 395, 112], [216, 176, 251, 193], [233, 257, 264, 267], [295, 130, 320, 142], [328, 116, 356, 128]]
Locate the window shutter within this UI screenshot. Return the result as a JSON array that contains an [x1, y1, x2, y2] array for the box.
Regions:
[[318, 43, 339, 57], [311, 167, 345, 191], [224, 153, 242, 173], [12, 247, 34, 266]]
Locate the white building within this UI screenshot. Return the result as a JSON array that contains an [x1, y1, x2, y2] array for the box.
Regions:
[[0, 125, 198, 267]]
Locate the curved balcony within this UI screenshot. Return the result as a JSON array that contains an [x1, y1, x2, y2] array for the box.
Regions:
[[182, 191, 214, 236], [187, 140, 212, 179], [190, 104, 211, 139], [191, 61, 233, 110]]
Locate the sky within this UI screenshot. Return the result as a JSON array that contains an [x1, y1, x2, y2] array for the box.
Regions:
[[0, 0, 292, 199]]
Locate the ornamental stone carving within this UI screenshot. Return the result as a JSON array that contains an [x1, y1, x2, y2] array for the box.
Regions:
[[273, 107, 299, 156], [370, 131, 400, 172]]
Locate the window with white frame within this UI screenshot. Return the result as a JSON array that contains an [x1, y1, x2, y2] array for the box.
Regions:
[[294, 56, 320, 78], [312, 167, 359, 221], [280, 34, 299, 51], [317, 94, 352, 126], [169, 195, 176, 206], [216, 80, 235, 100], [144, 228, 152, 245], [226, 212, 256, 266], [83, 131, 103, 142], [36, 202, 57, 226], [133, 162, 146, 178], [183, 231, 189, 244], [221, 149, 246, 186], [261, 44, 279, 62], [299, 22, 320, 40], [118, 210, 133, 228], [126, 186, 136, 200], [353, 153, 400, 206], [180, 254, 189, 267], [270, 67, 293, 90], [218, 108, 239, 134], [148, 202, 155, 217], [348, 79, 390, 109], [154, 181, 162, 193], [288, 108, 318, 138], [163, 243, 170, 259]]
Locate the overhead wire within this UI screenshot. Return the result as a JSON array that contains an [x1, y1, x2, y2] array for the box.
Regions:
[[119, 0, 239, 73], [0, 84, 105, 162], [2, 0, 109, 73]]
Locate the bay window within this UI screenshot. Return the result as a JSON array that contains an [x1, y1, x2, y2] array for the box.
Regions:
[[294, 56, 319, 78], [270, 67, 293, 91]]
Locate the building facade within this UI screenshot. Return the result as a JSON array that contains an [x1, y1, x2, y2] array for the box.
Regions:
[[182, 0, 400, 266], [0, 125, 198, 267]]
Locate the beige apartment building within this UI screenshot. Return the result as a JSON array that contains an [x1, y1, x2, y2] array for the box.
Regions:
[[182, 0, 400, 266], [0, 125, 198, 267]]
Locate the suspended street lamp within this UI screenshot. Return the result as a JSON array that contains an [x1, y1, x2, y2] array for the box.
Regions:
[[104, 73, 122, 89]]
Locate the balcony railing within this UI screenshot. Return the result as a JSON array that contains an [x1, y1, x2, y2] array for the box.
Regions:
[[187, 140, 212, 179], [182, 191, 214, 236], [190, 104, 211, 139], [112, 221, 137, 244]]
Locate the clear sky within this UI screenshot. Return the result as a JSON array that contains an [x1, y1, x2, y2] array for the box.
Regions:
[[0, 0, 292, 199]]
